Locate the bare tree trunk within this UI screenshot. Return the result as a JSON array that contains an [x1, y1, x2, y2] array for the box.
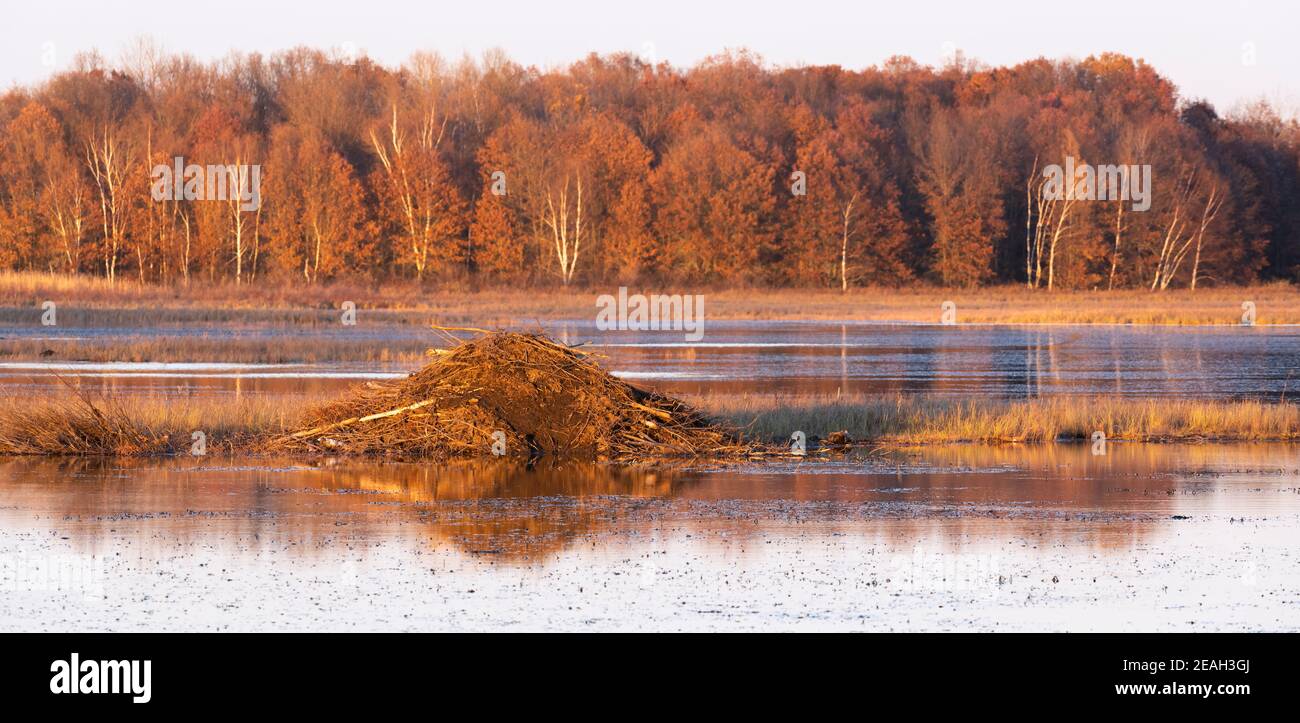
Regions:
[[371, 104, 449, 281], [251, 205, 262, 283], [1152, 168, 1196, 290], [1108, 201, 1124, 290], [49, 151, 87, 275], [1045, 185, 1080, 291], [181, 213, 191, 286], [1152, 210, 1181, 290], [544, 175, 583, 285], [85, 128, 132, 285], [1025, 161, 1035, 289], [1026, 154, 1083, 290], [1026, 174, 1061, 289], [312, 221, 323, 283], [1189, 184, 1221, 290], [840, 192, 857, 293]]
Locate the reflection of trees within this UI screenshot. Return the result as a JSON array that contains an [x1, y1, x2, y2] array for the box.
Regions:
[[5, 443, 1293, 562], [861, 442, 1300, 550]]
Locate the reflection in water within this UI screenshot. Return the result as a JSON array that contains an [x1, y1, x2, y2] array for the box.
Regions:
[[283, 460, 689, 559], [5, 318, 1299, 630], [3, 444, 1298, 561], [2, 445, 1298, 631], [0, 457, 693, 561]]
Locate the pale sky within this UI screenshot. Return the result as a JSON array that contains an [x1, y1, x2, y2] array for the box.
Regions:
[[4, 0, 1296, 117]]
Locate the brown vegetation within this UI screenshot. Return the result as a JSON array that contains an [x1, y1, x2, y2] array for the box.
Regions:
[[271, 331, 747, 460], [1, 48, 1298, 291], [2, 382, 1298, 457], [704, 393, 1300, 444], [0, 387, 288, 455], [2, 271, 1298, 341], [3, 331, 1298, 457]]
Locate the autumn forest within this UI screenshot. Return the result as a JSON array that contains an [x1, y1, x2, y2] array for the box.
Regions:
[[1, 46, 1298, 290]]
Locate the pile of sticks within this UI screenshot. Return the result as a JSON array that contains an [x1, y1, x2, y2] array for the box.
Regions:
[[273, 330, 754, 461]]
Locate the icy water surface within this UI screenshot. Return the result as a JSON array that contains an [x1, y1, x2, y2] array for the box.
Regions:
[[2, 444, 1297, 631]]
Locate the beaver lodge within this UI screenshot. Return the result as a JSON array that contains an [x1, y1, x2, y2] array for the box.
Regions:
[[274, 331, 751, 460]]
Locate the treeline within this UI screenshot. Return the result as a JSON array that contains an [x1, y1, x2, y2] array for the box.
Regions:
[[1, 45, 1298, 289]]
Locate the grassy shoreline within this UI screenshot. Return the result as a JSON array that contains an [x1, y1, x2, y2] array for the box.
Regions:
[[3, 274, 1296, 455], [2, 271, 1297, 326], [2, 391, 1296, 456], [2, 274, 1295, 365], [699, 393, 1300, 445]]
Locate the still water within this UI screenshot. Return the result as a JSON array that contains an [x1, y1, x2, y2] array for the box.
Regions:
[[2, 320, 1299, 630], [2, 444, 1297, 631], [4, 321, 1299, 399]]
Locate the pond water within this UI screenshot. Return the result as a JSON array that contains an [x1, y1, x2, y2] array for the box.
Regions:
[[2, 318, 1299, 630], [3, 320, 1299, 400], [1, 443, 1297, 631]]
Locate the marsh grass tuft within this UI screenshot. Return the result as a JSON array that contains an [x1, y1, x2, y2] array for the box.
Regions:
[[702, 393, 1300, 444], [0, 391, 294, 455]]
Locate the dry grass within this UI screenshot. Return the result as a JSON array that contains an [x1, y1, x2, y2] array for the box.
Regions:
[[0, 391, 294, 455], [703, 393, 1300, 444], [0, 335, 424, 364], [3, 270, 1297, 325], [2, 386, 1297, 457], [2, 324, 1297, 456]]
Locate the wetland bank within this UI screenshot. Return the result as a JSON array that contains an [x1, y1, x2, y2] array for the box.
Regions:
[[2, 285, 1299, 631]]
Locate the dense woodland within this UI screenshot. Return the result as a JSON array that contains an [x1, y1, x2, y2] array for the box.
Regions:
[[1, 45, 1298, 290]]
